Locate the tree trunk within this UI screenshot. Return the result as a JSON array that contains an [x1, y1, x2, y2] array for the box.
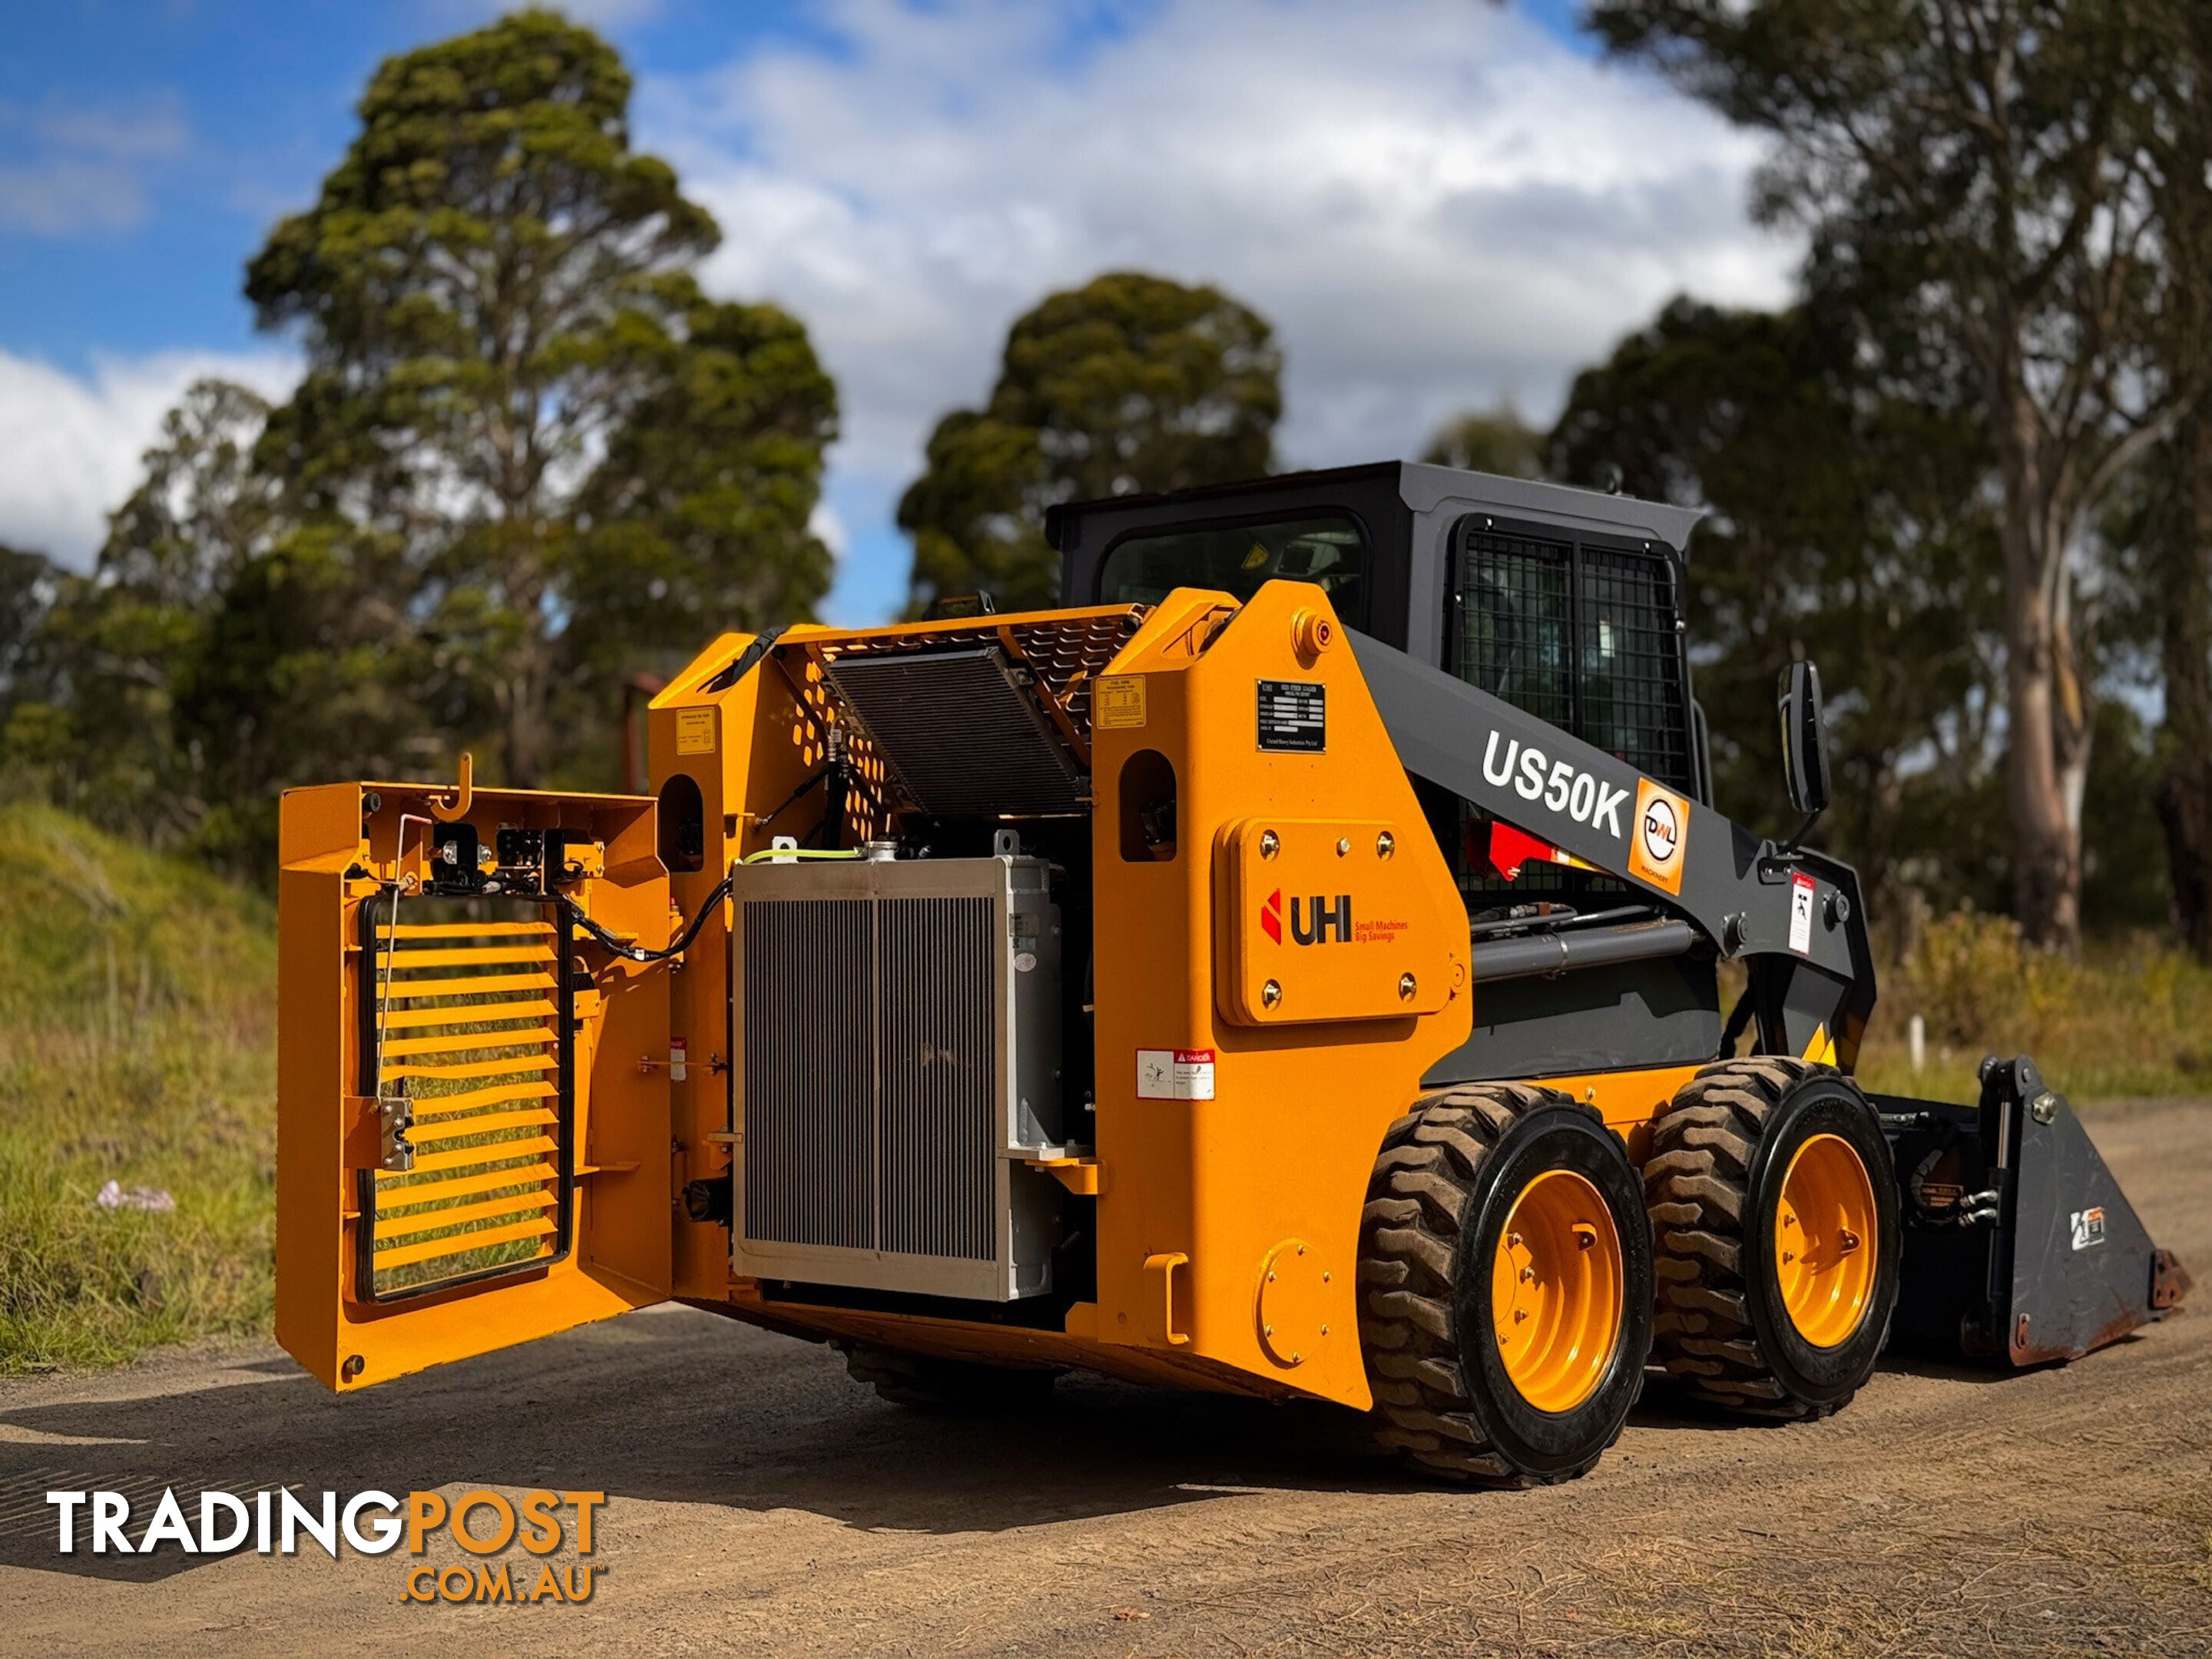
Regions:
[[2155, 406, 2212, 960], [1994, 372, 2084, 953], [498, 549, 553, 791], [503, 654, 549, 790]]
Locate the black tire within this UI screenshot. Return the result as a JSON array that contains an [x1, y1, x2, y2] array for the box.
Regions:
[[1644, 1057, 1901, 1419], [837, 1342, 1061, 1412], [1358, 1082, 1655, 1485]]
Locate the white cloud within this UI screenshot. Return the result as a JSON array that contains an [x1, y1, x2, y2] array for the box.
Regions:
[[0, 2, 1788, 618], [0, 94, 191, 236], [645, 0, 1796, 621], [0, 349, 298, 568]]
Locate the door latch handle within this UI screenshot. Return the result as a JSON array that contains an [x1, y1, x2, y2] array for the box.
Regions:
[[378, 1095, 416, 1173]]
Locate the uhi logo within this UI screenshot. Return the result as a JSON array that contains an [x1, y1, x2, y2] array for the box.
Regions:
[[1262, 888, 1353, 946]]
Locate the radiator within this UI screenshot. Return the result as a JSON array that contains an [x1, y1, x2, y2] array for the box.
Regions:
[[730, 853, 1064, 1301]]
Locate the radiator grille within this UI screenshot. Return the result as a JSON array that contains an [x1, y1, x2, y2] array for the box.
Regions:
[[742, 894, 997, 1263]]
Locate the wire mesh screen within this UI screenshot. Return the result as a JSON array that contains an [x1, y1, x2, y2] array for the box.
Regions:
[[1578, 546, 1692, 790], [1452, 522, 1693, 902], [1459, 529, 1573, 729]]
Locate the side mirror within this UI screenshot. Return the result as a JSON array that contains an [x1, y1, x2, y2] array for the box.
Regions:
[[1777, 660, 1830, 818]]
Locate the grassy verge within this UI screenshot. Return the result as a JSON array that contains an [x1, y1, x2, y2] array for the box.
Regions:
[[0, 803, 276, 1373], [1852, 909, 2212, 1103]]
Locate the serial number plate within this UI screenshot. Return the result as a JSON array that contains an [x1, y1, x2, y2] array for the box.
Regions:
[[1257, 680, 1325, 752]]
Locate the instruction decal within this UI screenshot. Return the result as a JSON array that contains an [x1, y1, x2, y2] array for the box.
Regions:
[[2071, 1206, 2107, 1251], [1095, 674, 1147, 730], [1625, 778, 1690, 895], [1137, 1048, 1216, 1101], [1257, 680, 1325, 753], [1788, 873, 1817, 956], [674, 707, 717, 755]]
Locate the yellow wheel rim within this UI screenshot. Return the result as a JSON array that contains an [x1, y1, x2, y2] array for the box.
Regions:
[[1773, 1133, 1879, 1348], [1490, 1169, 1623, 1412]]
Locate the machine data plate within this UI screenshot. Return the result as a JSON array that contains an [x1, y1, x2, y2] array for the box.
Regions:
[[1257, 680, 1325, 752]]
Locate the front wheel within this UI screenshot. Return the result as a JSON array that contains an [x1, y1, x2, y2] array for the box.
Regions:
[[1358, 1083, 1655, 1485], [1644, 1058, 1900, 1418]]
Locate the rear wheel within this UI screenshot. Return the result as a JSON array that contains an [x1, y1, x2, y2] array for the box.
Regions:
[[1644, 1058, 1899, 1419], [838, 1341, 1060, 1412], [1358, 1083, 1654, 1485]]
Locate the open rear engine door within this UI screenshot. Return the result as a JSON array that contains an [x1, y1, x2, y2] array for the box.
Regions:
[[276, 770, 673, 1390]]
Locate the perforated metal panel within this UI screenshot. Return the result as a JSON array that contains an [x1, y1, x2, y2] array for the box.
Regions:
[[731, 855, 1062, 1302]]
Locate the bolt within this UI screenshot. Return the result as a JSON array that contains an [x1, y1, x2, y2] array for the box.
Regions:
[[1336, 837, 1350, 856], [1264, 1323, 1274, 1336], [1508, 1231, 1523, 1249], [1515, 1308, 1528, 1323], [1839, 1230, 1860, 1253], [1783, 1250, 1796, 1264], [1296, 1243, 1306, 1255], [1262, 979, 1282, 1008], [1320, 1325, 1330, 1336], [1399, 972, 1417, 1000], [1322, 1270, 1332, 1283], [1290, 1352, 1302, 1363], [1376, 831, 1395, 858], [1521, 1267, 1534, 1283], [341, 1354, 365, 1382], [1783, 1214, 1798, 1228], [1260, 830, 1280, 859], [1575, 1226, 1598, 1250], [1267, 1270, 1277, 1282]]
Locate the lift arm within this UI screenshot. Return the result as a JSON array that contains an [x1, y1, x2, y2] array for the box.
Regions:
[[1349, 631, 1876, 1063]]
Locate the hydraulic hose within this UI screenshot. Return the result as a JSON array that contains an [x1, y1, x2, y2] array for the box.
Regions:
[[554, 847, 862, 963]]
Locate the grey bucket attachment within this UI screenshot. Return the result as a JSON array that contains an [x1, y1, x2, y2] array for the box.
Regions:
[[1876, 1055, 2190, 1366]]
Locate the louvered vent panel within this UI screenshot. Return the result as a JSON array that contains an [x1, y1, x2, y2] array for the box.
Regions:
[[363, 917, 567, 1300]]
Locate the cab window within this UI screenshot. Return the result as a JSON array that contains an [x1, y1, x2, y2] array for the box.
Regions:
[[1097, 514, 1370, 630]]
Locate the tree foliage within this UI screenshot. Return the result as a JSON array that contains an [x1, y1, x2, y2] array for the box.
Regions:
[[899, 271, 1281, 612], [1549, 297, 2011, 926], [1589, 0, 2189, 952], [243, 8, 836, 790], [1421, 402, 1544, 478], [0, 12, 838, 878]]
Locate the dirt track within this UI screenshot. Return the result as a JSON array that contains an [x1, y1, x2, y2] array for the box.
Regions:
[[3, 1099, 2208, 1659]]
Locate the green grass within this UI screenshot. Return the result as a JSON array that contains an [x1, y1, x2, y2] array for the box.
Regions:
[[0, 803, 276, 1372], [1853, 909, 2212, 1104]]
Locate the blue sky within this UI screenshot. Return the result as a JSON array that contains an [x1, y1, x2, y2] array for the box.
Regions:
[[0, 0, 1785, 623]]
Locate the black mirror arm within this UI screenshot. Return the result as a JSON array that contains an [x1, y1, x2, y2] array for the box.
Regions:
[[1776, 806, 1825, 858]]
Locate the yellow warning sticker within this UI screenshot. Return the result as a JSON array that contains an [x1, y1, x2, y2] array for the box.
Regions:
[[674, 708, 717, 755], [1094, 675, 1147, 730], [1626, 777, 1690, 895]]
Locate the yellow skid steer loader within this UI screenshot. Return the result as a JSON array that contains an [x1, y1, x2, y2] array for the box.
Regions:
[[275, 462, 2189, 1484]]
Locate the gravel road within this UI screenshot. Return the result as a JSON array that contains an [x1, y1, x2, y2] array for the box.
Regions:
[[4, 1099, 2207, 1658]]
